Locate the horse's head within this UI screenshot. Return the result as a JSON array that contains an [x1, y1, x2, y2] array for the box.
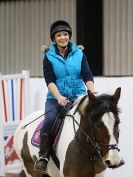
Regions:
[[76, 87, 124, 169]]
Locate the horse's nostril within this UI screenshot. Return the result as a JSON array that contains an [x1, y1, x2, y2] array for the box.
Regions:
[[105, 160, 111, 166]]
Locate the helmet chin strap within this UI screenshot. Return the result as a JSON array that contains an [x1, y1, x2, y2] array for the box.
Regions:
[[59, 45, 68, 49], [57, 44, 68, 51]]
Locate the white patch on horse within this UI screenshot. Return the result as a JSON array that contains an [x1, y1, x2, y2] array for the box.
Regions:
[[102, 112, 116, 145], [102, 112, 121, 165]]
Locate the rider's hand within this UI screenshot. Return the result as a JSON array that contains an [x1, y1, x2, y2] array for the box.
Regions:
[[57, 96, 70, 106]]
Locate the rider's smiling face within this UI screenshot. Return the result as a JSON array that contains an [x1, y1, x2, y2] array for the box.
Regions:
[[53, 31, 70, 48]]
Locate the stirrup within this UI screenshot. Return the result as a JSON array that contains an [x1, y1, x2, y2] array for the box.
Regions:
[[39, 157, 48, 162], [34, 157, 48, 174], [34, 168, 48, 175]]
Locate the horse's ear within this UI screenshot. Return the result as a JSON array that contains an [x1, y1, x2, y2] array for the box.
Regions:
[[87, 90, 96, 104], [112, 87, 121, 104]]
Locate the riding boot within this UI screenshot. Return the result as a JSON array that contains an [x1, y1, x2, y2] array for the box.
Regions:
[[34, 132, 50, 174]]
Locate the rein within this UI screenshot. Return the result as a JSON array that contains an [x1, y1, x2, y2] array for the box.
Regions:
[[21, 104, 60, 129], [67, 112, 120, 161], [21, 98, 73, 129]]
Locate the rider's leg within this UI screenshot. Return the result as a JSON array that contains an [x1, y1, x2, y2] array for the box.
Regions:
[[34, 99, 60, 173]]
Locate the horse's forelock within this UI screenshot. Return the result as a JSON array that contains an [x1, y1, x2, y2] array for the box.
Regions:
[[89, 94, 120, 121], [74, 93, 120, 122]]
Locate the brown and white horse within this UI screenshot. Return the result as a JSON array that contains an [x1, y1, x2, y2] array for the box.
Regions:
[[14, 88, 124, 177]]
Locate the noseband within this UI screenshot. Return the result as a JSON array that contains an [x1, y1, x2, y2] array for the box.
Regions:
[[68, 113, 120, 161]]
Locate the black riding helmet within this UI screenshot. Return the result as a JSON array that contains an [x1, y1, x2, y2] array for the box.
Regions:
[[50, 20, 72, 41]]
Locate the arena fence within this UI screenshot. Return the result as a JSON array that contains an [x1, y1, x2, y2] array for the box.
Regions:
[[0, 70, 30, 176]]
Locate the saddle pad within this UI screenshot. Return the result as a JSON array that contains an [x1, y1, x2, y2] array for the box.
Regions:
[[31, 119, 64, 150], [31, 121, 43, 147]]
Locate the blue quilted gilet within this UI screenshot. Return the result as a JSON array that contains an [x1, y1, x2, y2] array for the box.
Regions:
[[45, 42, 86, 102]]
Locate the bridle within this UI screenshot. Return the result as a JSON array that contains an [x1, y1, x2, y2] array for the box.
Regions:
[[67, 112, 120, 161]]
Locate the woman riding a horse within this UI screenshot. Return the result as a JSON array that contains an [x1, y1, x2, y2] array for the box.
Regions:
[[34, 20, 94, 173]]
